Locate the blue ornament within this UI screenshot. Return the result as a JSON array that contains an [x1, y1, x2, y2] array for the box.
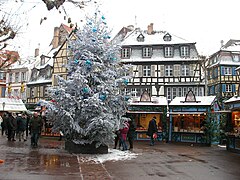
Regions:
[[92, 39, 96, 42], [107, 35, 111, 39], [103, 22, 107, 25], [92, 28, 97, 32], [88, 22, 92, 25], [99, 94, 107, 101], [83, 87, 89, 93], [125, 96, 130, 101], [55, 91, 59, 95], [123, 79, 128, 85], [110, 57, 117, 61], [85, 59, 92, 66], [101, 15, 106, 20], [74, 59, 79, 64]]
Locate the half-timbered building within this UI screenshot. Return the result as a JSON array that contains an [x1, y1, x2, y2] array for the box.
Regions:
[[119, 23, 205, 101], [207, 39, 240, 109]]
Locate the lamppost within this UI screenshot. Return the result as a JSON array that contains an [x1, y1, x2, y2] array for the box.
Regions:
[[2, 102, 5, 112]]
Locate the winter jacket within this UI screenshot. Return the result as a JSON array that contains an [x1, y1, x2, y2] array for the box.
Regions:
[[147, 118, 158, 136], [127, 120, 136, 138], [120, 122, 129, 141], [29, 116, 42, 133], [17, 116, 27, 131]]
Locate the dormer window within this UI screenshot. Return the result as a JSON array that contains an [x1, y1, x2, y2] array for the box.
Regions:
[[121, 48, 131, 59], [180, 46, 190, 57], [40, 55, 45, 66], [163, 33, 172, 41], [137, 34, 144, 42], [142, 47, 152, 58], [164, 46, 174, 57]]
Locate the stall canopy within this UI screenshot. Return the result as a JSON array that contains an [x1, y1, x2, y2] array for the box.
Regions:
[[0, 98, 27, 112]]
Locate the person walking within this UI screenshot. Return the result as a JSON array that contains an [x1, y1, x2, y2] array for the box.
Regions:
[[29, 112, 42, 148], [113, 130, 121, 149], [120, 120, 129, 151], [147, 116, 158, 146], [9, 113, 17, 141], [16, 113, 27, 142], [127, 119, 136, 150]]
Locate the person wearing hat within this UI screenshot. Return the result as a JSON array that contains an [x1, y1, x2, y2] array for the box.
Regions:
[[147, 116, 158, 146]]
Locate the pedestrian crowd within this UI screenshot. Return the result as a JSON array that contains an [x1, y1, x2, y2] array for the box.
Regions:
[[0, 111, 43, 148], [114, 118, 136, 151]]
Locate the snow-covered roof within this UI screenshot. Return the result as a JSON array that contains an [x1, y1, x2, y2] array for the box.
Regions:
[[0, 98, 27, 112], [27, 78, 52, 85], [169, 96, 216, 106], [121, 29, 194, 46], [224, 96, 240, 104], [128, 96, 168, 106], [221, 39, 240, 52]]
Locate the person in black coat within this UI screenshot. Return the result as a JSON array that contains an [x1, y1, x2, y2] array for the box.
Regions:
[[147, 116, 158, 146], [127, 119, 136, 150]]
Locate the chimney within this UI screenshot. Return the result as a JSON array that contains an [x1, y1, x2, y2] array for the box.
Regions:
[[147, 23, 154, 35], [220, 40, 224, 48], [34, 48, 39, 57], [52, 27, 60, 49]]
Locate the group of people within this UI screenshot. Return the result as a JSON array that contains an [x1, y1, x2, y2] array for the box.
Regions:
[[114, 119, 136, 151], [1, 111, 43, 148]]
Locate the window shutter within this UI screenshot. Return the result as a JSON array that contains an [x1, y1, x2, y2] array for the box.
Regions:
[[174, 65, 180, 76], [26, 88, 30, 98], [138, 65, 142, 77], [222, 84, 226, 92], [160, 65, 164, 77], [34, 87, 38, 97], [233, 84, 236, 92], [232, 67, 236, 75], [151, 65, 155, 77], [221, 66, 225, 75], [190, 64, 195, 76]]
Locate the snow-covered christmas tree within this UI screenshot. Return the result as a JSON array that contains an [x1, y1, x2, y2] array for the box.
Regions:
[[41, 11, 131, 153]]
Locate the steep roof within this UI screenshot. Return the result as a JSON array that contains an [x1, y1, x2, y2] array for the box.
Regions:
[[169, 96, 216, 106], [121, 29, 194, 46]]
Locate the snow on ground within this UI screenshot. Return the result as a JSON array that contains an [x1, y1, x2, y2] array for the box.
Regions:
[[79, 148, 139, 164]]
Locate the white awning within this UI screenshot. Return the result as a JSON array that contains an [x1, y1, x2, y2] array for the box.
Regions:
[[0, 98, 27, 112]]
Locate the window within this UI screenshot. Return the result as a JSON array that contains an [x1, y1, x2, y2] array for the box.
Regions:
[[163, 33, 172, 41], [121, 48, 131, 58], [40, 56, 45, 65], [15, 72, 19, 83], [165, 65, 173, 76], [137, 34, 144, 42], [1, 87, 5, 97], [226, 84, 232, 92], [224, 67, 232, 75], [9, 73, 13, 83], [180, 46, 190, 57], [0, 72, 3, 80], [182, 65, 189, 76], [172, 88, 177, 99], [21, 72, 26, 81], [167, 87, 171, 100], [164, 47, 173, 57], [142, 47, 152, 58], [178, 87, 182, 97], [143, 65, 151, 76], [30, 87, 34, 98], [183, 87, 188, 96]]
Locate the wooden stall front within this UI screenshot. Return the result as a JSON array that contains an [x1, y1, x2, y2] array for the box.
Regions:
[[127, 93, 168, 141], [225, 96, 240, 153], [169, 90, 216, 145]]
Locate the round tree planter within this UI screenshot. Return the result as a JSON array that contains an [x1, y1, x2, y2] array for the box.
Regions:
[[65, 141, 108, 154]]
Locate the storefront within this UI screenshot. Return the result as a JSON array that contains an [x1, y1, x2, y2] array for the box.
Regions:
[[127, 91, 168, 141], [224, 96, 240, 153], [169, 90, 216, 145]]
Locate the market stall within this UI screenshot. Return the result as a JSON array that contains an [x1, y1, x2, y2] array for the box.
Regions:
[[224, 96, 240, 153], [0, 98, 27, 112], [169, 90, 216, 145], [127, 91, 168, 141]]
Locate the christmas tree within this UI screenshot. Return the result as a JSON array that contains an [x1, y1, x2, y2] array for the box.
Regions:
[[41, 11, 131, 152]]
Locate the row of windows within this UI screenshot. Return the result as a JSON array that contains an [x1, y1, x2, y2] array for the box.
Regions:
[[208, 66, 237, 79], [9, 72, 27, 83], [209, 84, 236, 94], [167, 87, 204, 100], [122, 46, 190, 59], [136, 64, 195, 77]]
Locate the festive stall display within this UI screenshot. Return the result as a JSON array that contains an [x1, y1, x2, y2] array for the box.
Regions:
[[127, 91, 168, 141], [224, 96, 240, 153], [169, 90, 217, 145]]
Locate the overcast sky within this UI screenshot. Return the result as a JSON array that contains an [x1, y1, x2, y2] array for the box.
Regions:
[[2, 0, 240, 58]]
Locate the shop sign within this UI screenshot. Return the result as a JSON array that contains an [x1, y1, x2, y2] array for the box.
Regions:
[[181, 134, 196, 142]]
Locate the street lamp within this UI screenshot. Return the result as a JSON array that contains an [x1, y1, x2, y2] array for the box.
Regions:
[[2, 102, 5, 112]]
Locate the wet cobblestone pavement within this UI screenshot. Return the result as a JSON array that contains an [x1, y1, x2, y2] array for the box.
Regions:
[[1, 134, 240, 180]]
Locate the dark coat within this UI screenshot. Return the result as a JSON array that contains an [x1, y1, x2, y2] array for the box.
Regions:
[[127, 120, 136, 138], [147, 118, 158, 136], [29, 116, 42, 133], [17, 116, 27, 131]]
